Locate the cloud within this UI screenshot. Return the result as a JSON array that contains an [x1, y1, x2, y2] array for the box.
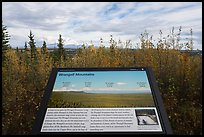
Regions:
[[53, 85, 150, 93], [116, 82, 127, 85], [2, 2, 202, 49]]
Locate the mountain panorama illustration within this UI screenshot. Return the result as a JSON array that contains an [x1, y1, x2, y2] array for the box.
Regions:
[[53, 88, 151, 94]]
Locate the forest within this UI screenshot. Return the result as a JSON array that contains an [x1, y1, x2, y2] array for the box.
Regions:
[[2, 24, 202, 135]]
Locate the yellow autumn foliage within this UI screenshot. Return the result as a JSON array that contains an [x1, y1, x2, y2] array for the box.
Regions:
[[2, 34, 202, 135]]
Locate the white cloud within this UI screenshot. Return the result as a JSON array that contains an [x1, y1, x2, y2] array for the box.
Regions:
[[2, 2, 202, 49], [116, 82, 127, 85], [53, 86, 150, 93]]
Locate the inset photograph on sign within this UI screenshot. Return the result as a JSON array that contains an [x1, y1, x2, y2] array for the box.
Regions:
[[135, 109, 159, 125]]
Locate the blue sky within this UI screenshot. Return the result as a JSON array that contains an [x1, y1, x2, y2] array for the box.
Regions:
[[53, 71, 152, 94], [2, 2, 202, 49]]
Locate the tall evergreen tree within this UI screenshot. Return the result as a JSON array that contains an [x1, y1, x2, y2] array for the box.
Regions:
[[2, 22, 10, 62], [41, 40, 48, 55], [24, 42, 28, 51], [28, 30, 37, 62], [57, 34, 66, 60]]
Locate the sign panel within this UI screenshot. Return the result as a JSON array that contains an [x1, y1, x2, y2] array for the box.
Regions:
[[32, 67, 172, 134]]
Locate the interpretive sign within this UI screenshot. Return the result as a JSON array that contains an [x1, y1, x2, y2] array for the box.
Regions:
[[32, 67, 172, 134]]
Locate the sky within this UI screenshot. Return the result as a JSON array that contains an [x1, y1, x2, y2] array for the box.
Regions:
[[2, 2, 202, 50], [52, 70, 152, 94]]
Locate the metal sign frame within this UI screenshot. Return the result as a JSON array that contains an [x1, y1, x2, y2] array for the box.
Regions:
[[32, 67, 172, 135]]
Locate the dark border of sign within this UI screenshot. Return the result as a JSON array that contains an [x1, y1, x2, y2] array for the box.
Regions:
[[31, 67, 173, 135]]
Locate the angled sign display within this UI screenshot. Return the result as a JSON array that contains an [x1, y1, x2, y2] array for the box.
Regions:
[[32, 67, 172, 134]]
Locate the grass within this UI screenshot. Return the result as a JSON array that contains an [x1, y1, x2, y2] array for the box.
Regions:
[[48, 91, 155, 108]]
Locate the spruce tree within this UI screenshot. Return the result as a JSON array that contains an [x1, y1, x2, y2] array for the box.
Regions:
[[2, 23, 10, 62], [28, 30, 37, 62], [24, 42, 28, 51], [57, 34, 66, 60], [41, 40, 47, 55]]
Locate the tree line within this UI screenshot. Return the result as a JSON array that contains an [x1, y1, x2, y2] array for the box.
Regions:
[[2, 22, 202, 135]]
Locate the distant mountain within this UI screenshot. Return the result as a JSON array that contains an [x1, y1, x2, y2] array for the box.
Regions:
[[47, 43, 57, 49], [64, 44, 82, 49], [47, 43, 82, 49], [66, 91, 86, 93]]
